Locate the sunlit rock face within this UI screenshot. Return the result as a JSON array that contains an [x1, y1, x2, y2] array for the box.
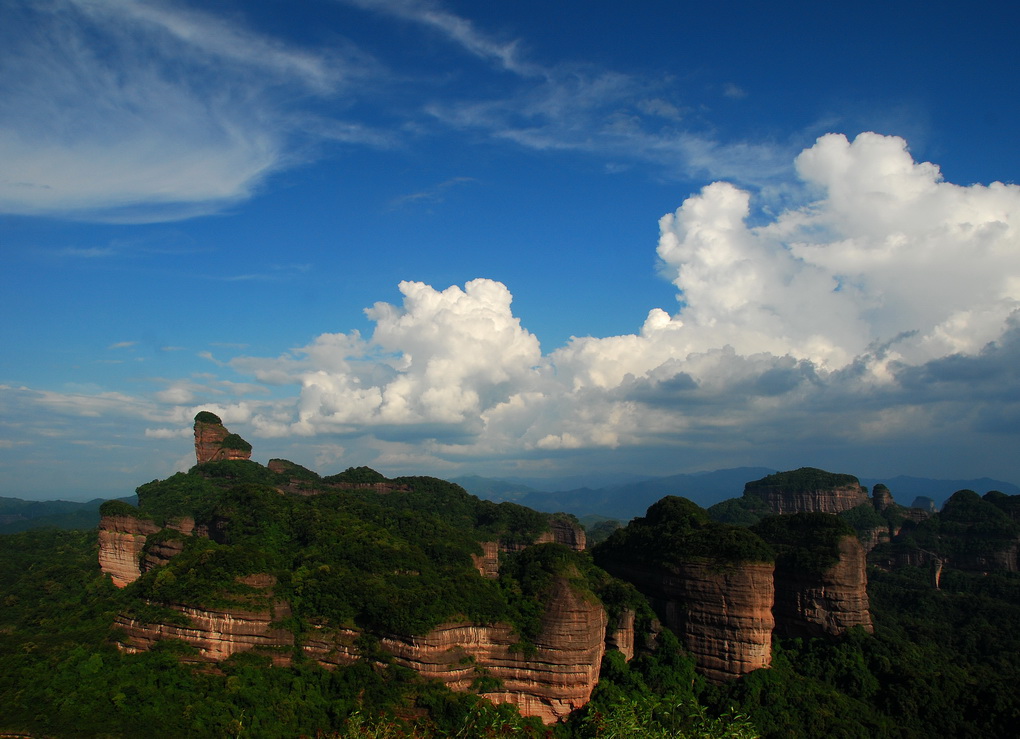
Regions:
[[97, 515, 162, 587], [121, 575, 607, 725], [193, 412, 251, 465], [772, 534, 874, 638], [606, 561, 775, 683], [115, 601, 295, 666], [747, 468, 869, 515], [308, 576, 607, 724]]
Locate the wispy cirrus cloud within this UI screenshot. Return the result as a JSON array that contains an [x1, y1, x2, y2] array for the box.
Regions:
[[388, 177, 476, 209], [0, 0, 387, 223], [1, 0, 796, 224], [338, 0, 540, 76]]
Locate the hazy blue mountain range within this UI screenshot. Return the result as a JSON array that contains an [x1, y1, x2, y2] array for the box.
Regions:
[[456, 469, 1020, 521], [0, 495, 137, 534]]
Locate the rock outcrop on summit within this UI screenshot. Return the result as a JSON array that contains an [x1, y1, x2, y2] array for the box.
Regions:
[[193, 411, 251, 465], [98, 419, 920, 723], [98, 415, 619, 724]]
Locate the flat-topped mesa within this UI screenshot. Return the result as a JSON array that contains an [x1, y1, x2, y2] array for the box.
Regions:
[[194, 411, 252, 465], [746, 467, 869, 515]]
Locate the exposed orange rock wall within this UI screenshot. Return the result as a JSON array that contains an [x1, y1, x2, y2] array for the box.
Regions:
[[115, 600, 294, 665], [307, 577, 606, 724], [544, 519, 587, 551], [773, 535, 873, 638], [608, 561, 774, 683], [194, 420, 251, 465], [471, 541, 500, 578], [758, 484, 869, 515], [98, 515, 162, 587], [474, 520, 585, 579], [125, 576, 606, 725]]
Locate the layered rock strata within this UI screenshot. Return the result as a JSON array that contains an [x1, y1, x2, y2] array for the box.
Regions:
[[98, 515, 162, 587], [772, 535, 873, 638], [607, 562, 774, 683], [473, 519, 586, 579], [123, 576, 606, 725], [605, 609, 636, 662], [747, 468, 869, 515], [116, 600, 294, 665]]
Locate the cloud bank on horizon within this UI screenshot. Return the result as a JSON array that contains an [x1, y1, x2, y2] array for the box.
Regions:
[[131, 132, 1019, 475]]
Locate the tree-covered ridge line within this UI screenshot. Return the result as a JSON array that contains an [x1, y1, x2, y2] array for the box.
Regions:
[[5, 525, 1020, 736], [0, 494, 136, 534], [6, 456, 1020, 736], [595, 496, 776, 569], [743, 467, 862, 495], [105, 460, 587, 642]]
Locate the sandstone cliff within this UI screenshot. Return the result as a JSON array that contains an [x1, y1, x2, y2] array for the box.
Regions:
[[746, 467, 869, 515], [97, 514, 162, 587], [121, 576, 606, 725], [606, 561, 774, 683], [116, 598, 294, 665], [193, 412, 252, 465], [772, 534, 873, 637]]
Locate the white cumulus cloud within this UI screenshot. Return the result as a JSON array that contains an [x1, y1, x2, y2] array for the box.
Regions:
[[230, 132, 1020, 472], [10, 132, 1019, 480]]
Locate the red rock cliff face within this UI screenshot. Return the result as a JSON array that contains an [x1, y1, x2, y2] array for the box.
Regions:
[[773, 535, 873, 638], [116, 599, 294, 665], [194, 417, 251, 465], [123, 575, 606, 725], [98, 515, 162, 588], [757, 483, 868, 515], [608, 561, 774, 683]]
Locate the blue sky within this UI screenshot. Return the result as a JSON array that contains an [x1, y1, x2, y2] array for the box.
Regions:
[[3, 0, 1020, 500]]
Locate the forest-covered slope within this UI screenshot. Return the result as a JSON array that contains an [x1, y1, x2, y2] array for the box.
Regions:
[[3, 426, 1020, 737]]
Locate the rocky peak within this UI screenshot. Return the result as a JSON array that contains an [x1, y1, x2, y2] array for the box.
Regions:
[[872, 484, 895, 511], [193, 411, 252, 465]]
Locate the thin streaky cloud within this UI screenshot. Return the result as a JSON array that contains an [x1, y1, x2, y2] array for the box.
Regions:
[[67, 0, 346, 93], [339, 0, 540, 76], [388, 177, 476, 209]]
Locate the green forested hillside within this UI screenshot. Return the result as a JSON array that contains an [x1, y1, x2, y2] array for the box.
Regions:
[[3, 465, 1020, 737]]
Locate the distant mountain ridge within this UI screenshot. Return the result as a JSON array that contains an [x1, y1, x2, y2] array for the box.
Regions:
[[456, 468, 1020, 521], [0, 495, 137, 534]]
